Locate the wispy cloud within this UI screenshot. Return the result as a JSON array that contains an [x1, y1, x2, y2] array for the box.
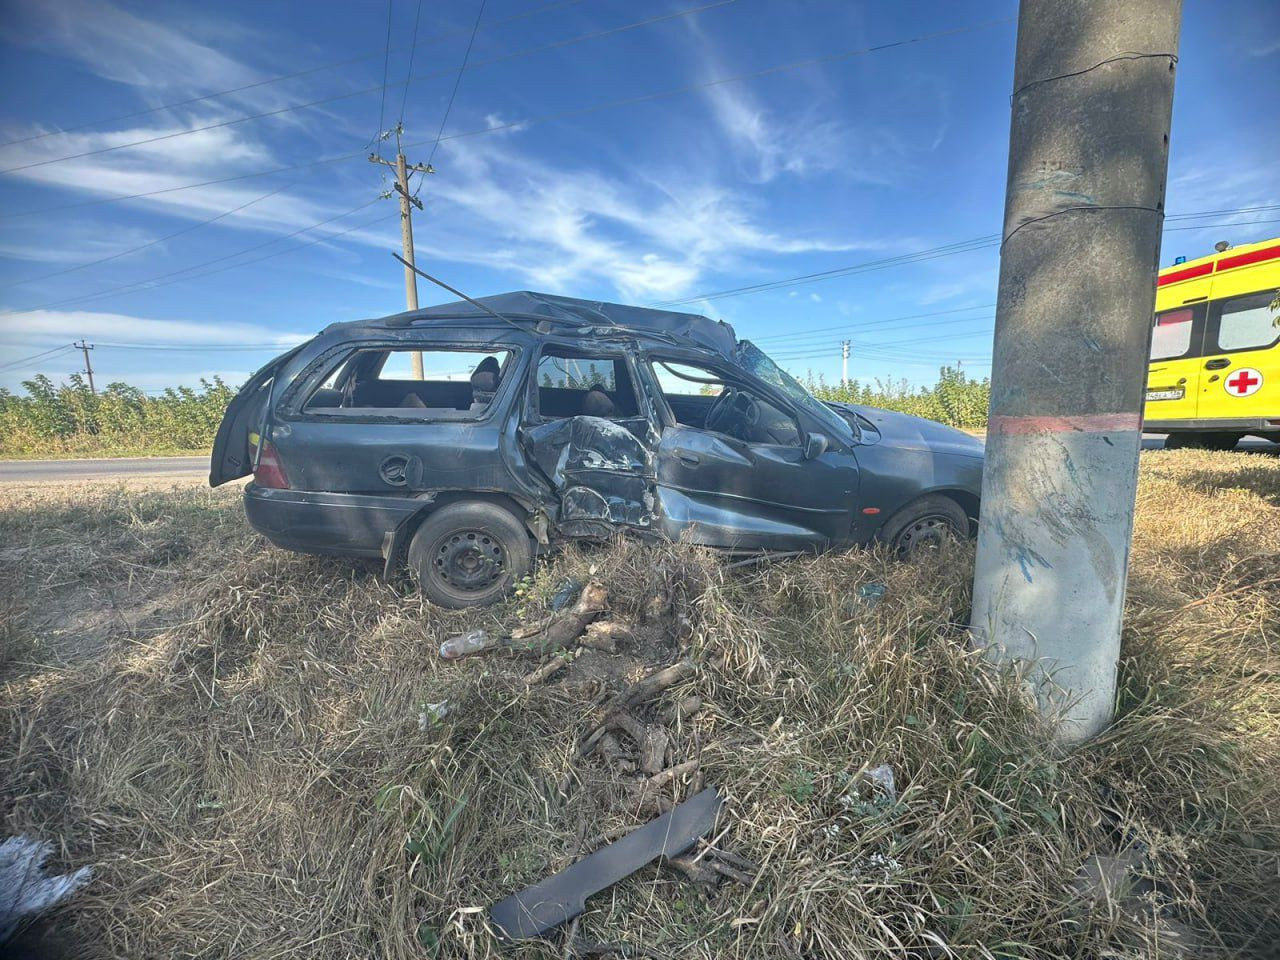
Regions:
[[419, 135, 873, 299], [0, 0, 293, 115], [702, 84, 851, 184], [0, 308, 311, 347], [0, 224, 158, 264]]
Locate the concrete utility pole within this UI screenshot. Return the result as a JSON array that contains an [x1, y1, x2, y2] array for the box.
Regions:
[[370, 126, 434, 378], [841, 339, 850, 386], [971, 0, 1181, 743], [74, 339, 95, 394]]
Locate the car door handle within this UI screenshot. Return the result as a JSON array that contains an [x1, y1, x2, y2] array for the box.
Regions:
[[1204, 358, 1231, 370], [674, 451, 700, 467]]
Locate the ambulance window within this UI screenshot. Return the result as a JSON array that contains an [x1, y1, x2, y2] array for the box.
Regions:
[[1216, 291, 1280, 352], [1150, 308, 1194, 360]]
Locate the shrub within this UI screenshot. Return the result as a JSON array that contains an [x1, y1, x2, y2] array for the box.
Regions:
[[0, 375, 235, 458], [0, 366, 990, 460], [805, 365, 990, 429]]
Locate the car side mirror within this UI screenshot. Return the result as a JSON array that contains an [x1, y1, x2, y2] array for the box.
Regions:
[[804, 432, 828, 460]]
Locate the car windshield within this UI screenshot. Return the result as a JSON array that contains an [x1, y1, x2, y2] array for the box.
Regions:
[[735, 340, 854, 442]]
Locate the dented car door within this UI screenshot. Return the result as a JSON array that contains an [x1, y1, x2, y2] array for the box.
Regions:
[[641, 356, 860, 550], [518, 347, 659, 538]]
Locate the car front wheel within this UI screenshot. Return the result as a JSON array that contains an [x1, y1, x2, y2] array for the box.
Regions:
[[880, 494, 970, 556], [408, 501, 532, 608]]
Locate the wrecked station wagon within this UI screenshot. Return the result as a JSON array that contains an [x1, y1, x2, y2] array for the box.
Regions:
[[210, 292, 984, 607]]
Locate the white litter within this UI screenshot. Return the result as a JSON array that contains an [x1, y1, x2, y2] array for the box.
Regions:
[[0, 835, 93, 942]]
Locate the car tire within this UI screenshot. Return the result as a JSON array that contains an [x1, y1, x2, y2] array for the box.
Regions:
[[408, 501, 532, 609], [880, 494, 970, 556], [1164, 432, 1240, 451]]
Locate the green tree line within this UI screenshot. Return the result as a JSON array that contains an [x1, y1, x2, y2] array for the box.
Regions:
[[0, 365, 989, 459], [805, 365, 990, 429], [0, 375, 235, 458]]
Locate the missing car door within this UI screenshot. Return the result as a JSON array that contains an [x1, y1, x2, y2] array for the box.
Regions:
[[520, 348, 658, 536]]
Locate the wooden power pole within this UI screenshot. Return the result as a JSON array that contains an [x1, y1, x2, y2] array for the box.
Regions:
[[971, 0, 1182, 743], [74, 339, 95, 394], [370, 126, 434, 378]]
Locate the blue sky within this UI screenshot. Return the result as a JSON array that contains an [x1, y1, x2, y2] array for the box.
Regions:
[[0, 0, 1276, 394]]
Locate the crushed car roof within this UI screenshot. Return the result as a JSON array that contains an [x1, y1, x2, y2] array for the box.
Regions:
[[330, 291, 739, 357]]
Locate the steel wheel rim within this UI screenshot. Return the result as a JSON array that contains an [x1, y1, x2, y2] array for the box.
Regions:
[[434, 529, 506, 592], [898, 515, 954, 552]]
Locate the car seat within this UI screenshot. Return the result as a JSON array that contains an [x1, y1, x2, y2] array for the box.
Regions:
[[581, 385, 616, 417], [468, 356, 502, 411]]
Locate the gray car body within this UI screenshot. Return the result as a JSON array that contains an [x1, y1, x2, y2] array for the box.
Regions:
[[210, 292, 984, 569]]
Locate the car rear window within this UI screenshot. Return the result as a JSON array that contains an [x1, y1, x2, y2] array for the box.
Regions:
[[303, 347, 511, 417], [1216, 291, 1279, 352], [1149, 308, 1194, 360]]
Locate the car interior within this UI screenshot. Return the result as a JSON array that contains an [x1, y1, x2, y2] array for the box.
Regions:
[[651, 360, 801, 446], [304, 348, 511, 416], [535, 352, 640, 419]]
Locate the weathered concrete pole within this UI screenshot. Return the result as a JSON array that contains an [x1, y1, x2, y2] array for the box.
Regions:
[[971, 0, 1182, 743]]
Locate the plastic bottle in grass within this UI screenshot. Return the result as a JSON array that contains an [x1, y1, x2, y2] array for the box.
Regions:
[[439, 628, 497, 659]]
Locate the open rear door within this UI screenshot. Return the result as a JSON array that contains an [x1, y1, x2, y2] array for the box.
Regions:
[[209, 345, 305, 487]]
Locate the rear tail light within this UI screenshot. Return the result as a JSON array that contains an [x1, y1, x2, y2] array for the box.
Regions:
[[254, 440, 291, 489]]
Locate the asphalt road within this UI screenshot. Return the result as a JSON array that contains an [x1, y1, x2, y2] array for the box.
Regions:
[[1, 436, 1275, 484], [0, 455, 210, 483]]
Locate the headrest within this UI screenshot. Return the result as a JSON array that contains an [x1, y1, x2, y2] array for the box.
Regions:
[[582, 385, 616, 417], [308, 387, 344, 409], [470, 356, 501, 393]]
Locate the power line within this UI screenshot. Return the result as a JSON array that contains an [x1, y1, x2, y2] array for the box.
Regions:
[[373, 0, 397, 145], [0, 179, 299, 290], [398, 0, 427, 127], [0, 0, 742, 177], [758, 322, 997, 358], [408, 16, 1015, 155], [1161, 203, 1280, 222], [0, 0, 592, 150], [94, 342, 304, 351], [0, 154, 366, 220], [0, 1, 738, 219], [1164, 216, 1280, 233], [0, 12, 999, 218], [655, 237, 1002, 307], [0, 344, 76, 373], [428, 0, 489, 168], [664, 208, 1280, 308], [20, 199, 385, 312], [746, 303, 996, 342]]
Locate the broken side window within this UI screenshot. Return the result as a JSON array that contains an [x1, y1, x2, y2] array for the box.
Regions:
[[649, 359, 802, 446], [534, 350, 640, 420], [302, 346, 512, 418]]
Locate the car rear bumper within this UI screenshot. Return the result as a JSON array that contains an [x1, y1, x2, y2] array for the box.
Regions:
[[1145, 417, 1280, 434], [243, 484, 425, 558]]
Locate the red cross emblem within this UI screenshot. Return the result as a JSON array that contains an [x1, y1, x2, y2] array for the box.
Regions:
[[1225, 368, 1263, 397]]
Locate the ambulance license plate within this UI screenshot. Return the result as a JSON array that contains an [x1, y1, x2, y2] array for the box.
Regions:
[[1145, 388, 1183, 401]]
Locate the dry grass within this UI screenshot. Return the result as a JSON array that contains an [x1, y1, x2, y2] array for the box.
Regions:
[[2, 450, 1278, 959]]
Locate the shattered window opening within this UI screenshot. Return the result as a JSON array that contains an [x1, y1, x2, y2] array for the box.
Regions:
[[534, 350, 640, 420], [301, 346, 513, 418], [646, 357, 803, 447], [736, 341, 855, 443]]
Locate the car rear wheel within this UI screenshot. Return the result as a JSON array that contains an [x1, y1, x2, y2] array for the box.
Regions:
[[880, 495, 970, 556], [408, 502, 532, 608]]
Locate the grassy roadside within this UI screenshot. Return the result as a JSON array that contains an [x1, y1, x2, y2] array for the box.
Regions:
[[0, 446, 211, 461], [1, 450, 1277, 959]]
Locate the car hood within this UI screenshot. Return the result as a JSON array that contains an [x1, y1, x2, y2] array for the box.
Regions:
[[830, 403, 985, 459]]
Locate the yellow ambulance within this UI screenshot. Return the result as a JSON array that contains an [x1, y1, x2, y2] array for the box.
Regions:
[[1145, 237, 1280, 449]]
